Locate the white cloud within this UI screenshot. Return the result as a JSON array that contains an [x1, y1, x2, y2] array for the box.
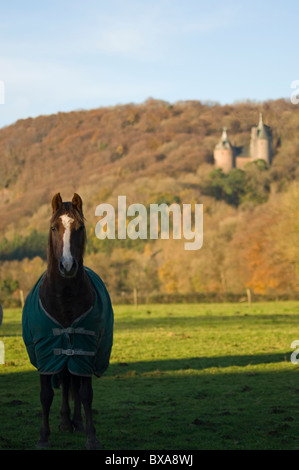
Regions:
[[179, 5, 239, 34], [96, 28, 148, 55], [0, 52, 173, 127], [87, 3, 238, 62]]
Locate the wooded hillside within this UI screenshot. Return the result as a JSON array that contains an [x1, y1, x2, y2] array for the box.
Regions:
[[1, 98, 299, 305]]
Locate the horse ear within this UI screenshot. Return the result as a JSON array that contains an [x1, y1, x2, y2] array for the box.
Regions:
[[72, 193, 83, 214], [52, 193, 63, 213]]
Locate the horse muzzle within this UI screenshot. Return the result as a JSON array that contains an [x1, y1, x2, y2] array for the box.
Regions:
[[59, 258, 78, 278]]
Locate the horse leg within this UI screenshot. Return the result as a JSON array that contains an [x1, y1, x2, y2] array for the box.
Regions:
[[71, 374, 84, 433], [79, 376, 101, 450], [37, 374, 54, 448], [59, 369, 73, 432]]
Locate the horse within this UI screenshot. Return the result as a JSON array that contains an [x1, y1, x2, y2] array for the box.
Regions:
[[22, 193, 114, 450]]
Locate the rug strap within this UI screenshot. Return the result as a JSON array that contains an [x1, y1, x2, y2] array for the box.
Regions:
[[52, 327, 95, 336], [53, 348, 96, 356]]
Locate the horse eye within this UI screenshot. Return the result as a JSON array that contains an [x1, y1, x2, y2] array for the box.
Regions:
[[51, 226, 57, 232]]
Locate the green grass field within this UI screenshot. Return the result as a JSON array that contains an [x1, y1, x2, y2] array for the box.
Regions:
[[1, 301, 299, 450]]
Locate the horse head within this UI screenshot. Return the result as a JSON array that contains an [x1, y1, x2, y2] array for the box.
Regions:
[[49, 193, 86, 278]]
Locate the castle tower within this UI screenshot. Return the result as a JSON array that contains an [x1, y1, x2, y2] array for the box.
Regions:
[[214, 127, 235, 173], [250, 126, 257, 160], [252, 113, 272, 164]]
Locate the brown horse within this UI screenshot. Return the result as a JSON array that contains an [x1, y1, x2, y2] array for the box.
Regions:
[[22, 193, 113, 449]]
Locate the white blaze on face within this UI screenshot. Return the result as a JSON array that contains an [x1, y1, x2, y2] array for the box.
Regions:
[[60, 214, 74, 271]]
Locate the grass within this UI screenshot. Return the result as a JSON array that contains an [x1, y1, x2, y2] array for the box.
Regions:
[[0, 301, 299, 450]]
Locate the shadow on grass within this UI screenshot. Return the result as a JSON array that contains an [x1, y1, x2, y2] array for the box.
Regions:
[[0, 351, 298, 450], [107, 351, 291, 375]]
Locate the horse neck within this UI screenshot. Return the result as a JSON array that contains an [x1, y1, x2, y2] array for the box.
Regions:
[[40, 260, 95, 327], [46, 259, 85, 293]]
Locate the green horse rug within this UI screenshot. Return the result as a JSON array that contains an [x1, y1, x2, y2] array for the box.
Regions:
[[22, 267, 113, 379]]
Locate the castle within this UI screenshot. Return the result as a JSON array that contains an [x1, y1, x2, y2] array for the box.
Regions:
[[213, 114, 272, 172]]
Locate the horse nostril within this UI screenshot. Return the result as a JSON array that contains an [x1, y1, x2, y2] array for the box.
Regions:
[[71, 260, 78, 272]]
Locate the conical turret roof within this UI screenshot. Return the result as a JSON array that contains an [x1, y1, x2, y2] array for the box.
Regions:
[[257, 113, 269, 140], [215, 127, 233, 150]]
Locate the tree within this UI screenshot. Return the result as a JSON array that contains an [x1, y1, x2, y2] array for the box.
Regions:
[[201, 163, 271, 207], [242, 160, 270, 205], [223, 169, 246, 206], [201, 168, 246, 206], [1, 277, 19, 295]]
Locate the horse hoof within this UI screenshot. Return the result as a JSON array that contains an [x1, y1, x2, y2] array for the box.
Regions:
[[86, 436, 102, 450], [59, 422, 73, 433], [73, 422, 85, 434], [36, 439, 51, 449]]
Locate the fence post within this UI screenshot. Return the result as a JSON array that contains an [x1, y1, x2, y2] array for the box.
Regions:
[[246, 288, 252, 307], [19, 289, 24, 308], [133, 288, 138, 309]]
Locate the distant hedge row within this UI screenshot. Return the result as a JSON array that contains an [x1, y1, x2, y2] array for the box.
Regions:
[[111, 290, 299, 304], [0, 229, 47, 261]]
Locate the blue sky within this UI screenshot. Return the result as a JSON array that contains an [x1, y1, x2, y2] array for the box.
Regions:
[[0, 0, 297, 128]]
